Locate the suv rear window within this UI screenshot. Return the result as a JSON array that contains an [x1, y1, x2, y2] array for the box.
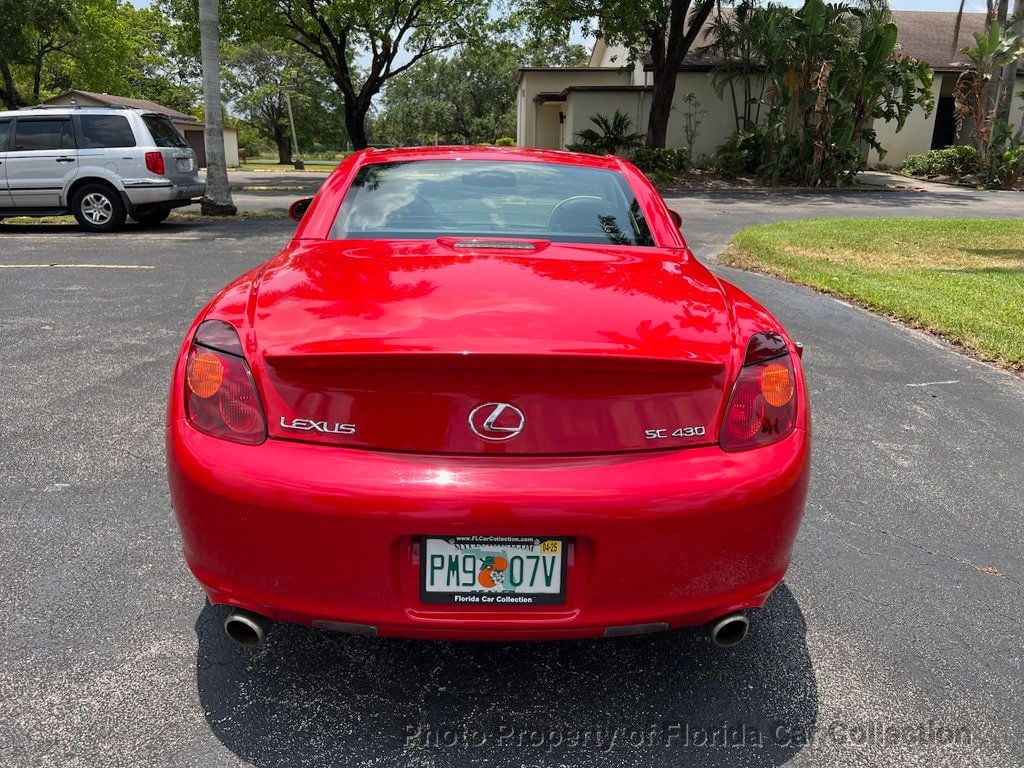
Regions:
[[0, 118, 10, 151], [142, 115, 188, 148], [79, 114, 136, 148], [330, 160, 656, 247], [12, 119, 76, 151]]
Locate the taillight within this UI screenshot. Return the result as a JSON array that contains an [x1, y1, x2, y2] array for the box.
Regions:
[[720, 332, 798, 451], [145, 151, 165, 175], [184, 320, 266, 445]]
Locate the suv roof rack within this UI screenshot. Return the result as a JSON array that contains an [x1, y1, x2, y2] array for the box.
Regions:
[[30, 104, 132, 111]]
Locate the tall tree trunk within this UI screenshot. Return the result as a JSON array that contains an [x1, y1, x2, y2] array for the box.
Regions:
[[646, 73, 678, 148], [344, 98, 370, 150], [0, 60, 21, 109], [274, 124, 292, 164], [32, 49, 44, 104], [996, 0, 1023, 124], [644, 0, 715, 148], [198, 0, 236, 216]]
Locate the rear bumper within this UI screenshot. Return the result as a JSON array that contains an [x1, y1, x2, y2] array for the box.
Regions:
[[123, 180, 206, 208], [167, 421, 811, 640]]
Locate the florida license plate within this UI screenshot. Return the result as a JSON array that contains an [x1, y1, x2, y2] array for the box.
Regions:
[[420, 536, 568, 606]]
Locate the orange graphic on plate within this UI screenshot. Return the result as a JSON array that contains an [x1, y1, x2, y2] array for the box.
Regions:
[[477, 555, 508, 588]]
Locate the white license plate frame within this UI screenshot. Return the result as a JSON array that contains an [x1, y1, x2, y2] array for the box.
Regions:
[[420, 535, 568, 606]]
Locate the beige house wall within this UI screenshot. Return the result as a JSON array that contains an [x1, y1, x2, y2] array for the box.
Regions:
[[517, 69, 630, 147], [223, 126, 240, 168], [868, 73, 1024, 168], [534, 103, 565, 150], [180, 125, 240, 168], [590, 41, 646, 84], [561, 73, 741, 159], [661, 73, 745, 159], [868, 74, 942, 168], [563, 90, 643, 150], [522, 64, 1024, 169]]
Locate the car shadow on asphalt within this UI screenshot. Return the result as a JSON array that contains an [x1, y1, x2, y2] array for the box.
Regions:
[[0, 224, 169, 238], [0, 219, 292, 238], [194, 584, 817, 767]]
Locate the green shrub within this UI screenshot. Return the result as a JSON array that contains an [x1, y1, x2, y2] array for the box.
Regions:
[[991, 144, 1024, 188], [901, 145, 980, 178], [648, 168, 676, 185], [494, 137, 516, 146], [715, 130, 764, 179], [564, 143, 602, 155], [630, 147, 689, 174], [573, 110, 646, 155]]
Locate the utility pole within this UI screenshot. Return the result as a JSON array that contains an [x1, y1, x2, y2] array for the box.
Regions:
[[284, 88, 304, 170]]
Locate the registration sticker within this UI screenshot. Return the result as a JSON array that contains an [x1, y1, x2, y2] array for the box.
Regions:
[[420, 536, 568, 606]]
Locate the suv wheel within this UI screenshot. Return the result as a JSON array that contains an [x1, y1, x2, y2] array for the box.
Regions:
[[72, 184, 127, 232], [130, 206, 171, 227]]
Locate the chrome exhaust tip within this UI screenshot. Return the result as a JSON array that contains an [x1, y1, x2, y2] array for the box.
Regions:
[[224, 608, 271, 649], [709, 613, 749, 648]]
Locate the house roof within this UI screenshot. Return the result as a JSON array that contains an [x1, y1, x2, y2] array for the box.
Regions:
[[535, 84, 655, 103], [887, 11, 1002, 71], [515, 67, 620, 84], [638, 10, 1001, 74], [44, 90, 197, 122]]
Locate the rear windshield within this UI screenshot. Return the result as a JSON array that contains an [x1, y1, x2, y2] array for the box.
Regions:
[[142, 115, 188, 148], [330, 160, 655, 247]]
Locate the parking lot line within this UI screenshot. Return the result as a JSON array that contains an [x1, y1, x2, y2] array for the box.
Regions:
[[0, 263, 155, 269]]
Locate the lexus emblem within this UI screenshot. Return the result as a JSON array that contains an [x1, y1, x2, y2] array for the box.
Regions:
[[468, 402, 525, 441]]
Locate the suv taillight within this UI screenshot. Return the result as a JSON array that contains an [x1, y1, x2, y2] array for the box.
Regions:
[[184, 321, 266, 445], [145, 151, 165, 175], [720, 332, 798, 451]]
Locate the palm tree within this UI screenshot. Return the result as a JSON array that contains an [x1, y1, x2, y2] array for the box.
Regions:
[[951, 0, 996, 58], [573, 110, 646, 155], [198, 0, 236, 216]]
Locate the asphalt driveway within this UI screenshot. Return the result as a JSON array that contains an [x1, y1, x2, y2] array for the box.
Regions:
[[1, 187, 1022, 767]]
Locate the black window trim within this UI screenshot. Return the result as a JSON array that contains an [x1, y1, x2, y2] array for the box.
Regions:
[[71, 113, 137, 150], [0, 117, 11, 152], [9, 116, 77, 152]]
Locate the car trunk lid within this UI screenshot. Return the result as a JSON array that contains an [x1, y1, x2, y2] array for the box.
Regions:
[[252, 239, 734, 454]]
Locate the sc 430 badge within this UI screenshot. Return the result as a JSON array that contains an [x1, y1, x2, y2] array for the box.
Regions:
[[645, 426, 706, 439]]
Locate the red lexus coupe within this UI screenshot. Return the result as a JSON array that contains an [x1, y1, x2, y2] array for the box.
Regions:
[[166, 147, 810, 648]]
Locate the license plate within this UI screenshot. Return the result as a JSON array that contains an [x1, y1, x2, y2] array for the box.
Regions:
[[176, 158, 193, 172], [420, 536, 567, 606]]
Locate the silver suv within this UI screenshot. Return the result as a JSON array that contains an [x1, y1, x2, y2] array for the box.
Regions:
[[0, 105, 206, 231]]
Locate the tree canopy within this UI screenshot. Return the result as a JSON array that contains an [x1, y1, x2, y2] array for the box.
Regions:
[[222, 0, 492, 149], [374, 32, 587, 146], [0, 0, 197, 111], [521, 0, 718, 147], [223, 41, 345, 161]]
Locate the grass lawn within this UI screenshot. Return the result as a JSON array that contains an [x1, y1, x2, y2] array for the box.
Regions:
[[234, 161, 336, 173], [723, 218, 1024, 370]]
